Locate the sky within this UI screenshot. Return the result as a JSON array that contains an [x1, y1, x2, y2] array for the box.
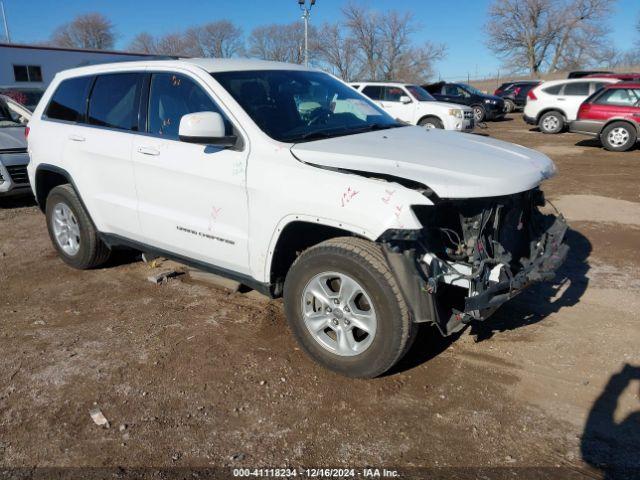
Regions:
[[2, 0, 639, 80]]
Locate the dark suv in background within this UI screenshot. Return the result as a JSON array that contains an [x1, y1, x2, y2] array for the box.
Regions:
[[422, 81, 505, 122], [494, 81, 540, 113]]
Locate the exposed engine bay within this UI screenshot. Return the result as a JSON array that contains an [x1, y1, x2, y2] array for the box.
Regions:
[[382, 188, 569, 336]]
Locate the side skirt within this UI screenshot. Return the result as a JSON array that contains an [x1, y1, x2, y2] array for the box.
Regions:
[[99, 233, 274, 298]]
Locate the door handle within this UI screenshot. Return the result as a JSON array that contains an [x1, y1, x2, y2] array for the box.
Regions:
[[137, 146, 160, 156], [557, 98, 566, 101], [68, 134, 85, 142]]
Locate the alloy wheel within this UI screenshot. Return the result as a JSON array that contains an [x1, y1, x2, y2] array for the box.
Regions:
[[51, 202, 81, 256]]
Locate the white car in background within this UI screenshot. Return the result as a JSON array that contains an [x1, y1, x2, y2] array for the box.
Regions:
[[523, 78, 620, 133], [352, 82, 474, 132]]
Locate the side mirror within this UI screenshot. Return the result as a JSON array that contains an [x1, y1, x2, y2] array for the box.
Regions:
[[400, 95, 412, 104], [179, 112, 237, 147]]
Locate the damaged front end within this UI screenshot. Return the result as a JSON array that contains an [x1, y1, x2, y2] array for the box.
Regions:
[[381, 188, 569, 336]]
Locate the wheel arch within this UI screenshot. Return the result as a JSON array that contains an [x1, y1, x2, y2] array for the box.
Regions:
[[417, 114, 443, 126], [536, 107, 567, 123], [34, 164, 74, 212], [602, 118, 640, 135], [267, 220, 368, 297]]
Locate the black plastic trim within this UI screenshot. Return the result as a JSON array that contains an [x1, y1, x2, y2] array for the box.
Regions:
[[100, 233, 273, 297]]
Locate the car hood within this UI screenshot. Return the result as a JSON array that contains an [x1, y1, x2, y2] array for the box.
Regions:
[[290, 126, 556, 199], [419, 101, 471, 111], [0, 126, 27, 150]]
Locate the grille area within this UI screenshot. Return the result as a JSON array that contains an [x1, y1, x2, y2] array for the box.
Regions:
[[5, 165, 29, 185]]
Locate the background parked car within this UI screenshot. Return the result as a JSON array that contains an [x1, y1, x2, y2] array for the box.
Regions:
[[584, 72, 640, 82], [570, 82, 640, 152], [568, 70, 612, 79], [523, 78, 619, 134], [352, 82, 474, 131], [422, 81, 505, 122], [495, 80, 541, 113], [0, 87, 45, 111], [0, 95, 31, 198]]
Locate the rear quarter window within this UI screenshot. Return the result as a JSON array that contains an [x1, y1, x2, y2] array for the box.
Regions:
[[45, 76, 93, 122], [542, 84, 563, 95]]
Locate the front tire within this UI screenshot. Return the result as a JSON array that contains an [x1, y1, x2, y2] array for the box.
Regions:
[[418, 116, 444, 129], [45, 184, 111, 269], [472, 105, 486, 122], [283, 237, 414, 378], [504, 99, 516, 113], [600, 122, 637, 152], [538, 111, 564, 134]]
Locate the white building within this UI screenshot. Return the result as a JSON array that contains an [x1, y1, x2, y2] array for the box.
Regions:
[[1, 42, 160, 107]]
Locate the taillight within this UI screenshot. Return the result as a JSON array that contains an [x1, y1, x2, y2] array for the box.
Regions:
[[577, 103, 590, 119], [527, 90, 537, 101], [24, 126, 30, 139], [494, 89, 502, 95]]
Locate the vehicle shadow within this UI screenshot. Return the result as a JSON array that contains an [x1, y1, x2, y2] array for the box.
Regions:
[[470, 227, 591, 341], [0, 195, 37, 209], [581, 364, 640, 480], [575, 138, 602, 148]]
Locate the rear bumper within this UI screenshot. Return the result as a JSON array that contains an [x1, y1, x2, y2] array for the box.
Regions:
[[569, 120, 603, 136]]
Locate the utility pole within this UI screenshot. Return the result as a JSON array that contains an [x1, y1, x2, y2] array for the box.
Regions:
[[298, 0, 316, 67], [0, 1, 10, 43]]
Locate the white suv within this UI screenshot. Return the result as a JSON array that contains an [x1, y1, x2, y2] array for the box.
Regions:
[[27, 59, 568, 378], [524, 78, 619, 133], [352, 82, 474, 131]]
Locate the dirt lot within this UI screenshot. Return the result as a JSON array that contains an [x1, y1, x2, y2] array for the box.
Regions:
[[1, 115, 639, 479]]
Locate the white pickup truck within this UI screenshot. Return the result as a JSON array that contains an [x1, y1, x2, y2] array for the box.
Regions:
[[26, 58, 568, 378]]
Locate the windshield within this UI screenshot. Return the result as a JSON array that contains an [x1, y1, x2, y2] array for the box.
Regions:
[[405, 85, 435, 101], [0, 99, 21, 128], [459, 83, 484, 96], [211, 70, 402, 143]]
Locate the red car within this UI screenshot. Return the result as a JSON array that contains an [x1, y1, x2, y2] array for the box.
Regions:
[[585, 73, 640, 82], [569, 82, 640, 151]]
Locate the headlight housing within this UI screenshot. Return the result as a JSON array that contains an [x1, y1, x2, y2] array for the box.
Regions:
[[485, 99, 497, 104], [448, 108, 463, 118]]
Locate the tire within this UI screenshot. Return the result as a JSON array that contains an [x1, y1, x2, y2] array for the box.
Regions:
[[472, 105, 486, 122], [283, 237, 414, 378], [538, 111, 564, 134], [600, 121, 637, 152], [45, 184, 111, 269], [504, 99, 516, 113], [418, 116, 444, 129]]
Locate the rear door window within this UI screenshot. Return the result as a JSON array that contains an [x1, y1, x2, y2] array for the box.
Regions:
[[88, 73, 143, 131], [563, 82, 590, 96], [362, 86, 382, 100], [45, 76, 93, 123]]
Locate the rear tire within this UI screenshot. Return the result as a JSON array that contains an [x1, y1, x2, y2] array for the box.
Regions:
[[538, 111, 564, 134], [600, 121, 637, 152], [418, 116, 444, 129], [45, 184, 111, 269], [283, 237, 414, 378], [504, 99, 516, 113]]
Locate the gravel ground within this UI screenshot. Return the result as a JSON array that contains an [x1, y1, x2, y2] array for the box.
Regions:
[[0, 115, 638, 479]]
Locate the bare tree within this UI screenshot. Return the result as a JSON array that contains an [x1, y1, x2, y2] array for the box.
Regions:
[[248, 22, 311, 64], [128, 32, 158, 54], [185, 21, 243, 58], [485, 0, 616, 75], [342, 2, 445, 82], [314, 22, 360, 80], [50, 13, 115, 50]]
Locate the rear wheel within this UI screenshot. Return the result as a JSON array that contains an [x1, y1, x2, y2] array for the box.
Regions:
[[600, 121, 637, 152], [538, 111, 564, 134], [45, 184, 111, 269], [283, 237, 414, 378], [418, 116, 444, 129], [504, 99, 516, 113]]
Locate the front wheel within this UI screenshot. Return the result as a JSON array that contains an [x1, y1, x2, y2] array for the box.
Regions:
[[504, 99, 516, 113], [472, 105, 486, 122], [283, 237, 414, 378], [418, 116, 444, 129], [600, 122, 637, 152]]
